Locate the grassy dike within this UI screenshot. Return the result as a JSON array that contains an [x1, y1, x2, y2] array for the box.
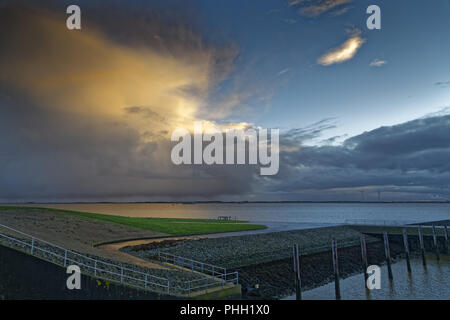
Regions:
[[0, 206, 267, 235]]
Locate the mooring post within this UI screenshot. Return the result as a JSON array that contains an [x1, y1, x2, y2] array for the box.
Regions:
[[383, 232, 393, 281], [331, 238, 341, 300], [292, 244, 302, 300], [444, 225, 449, 253], [432, 225, 440, 261], [360, 234, 369, 284], [402, 228, 412, 273], [418, 226, 427, 266]]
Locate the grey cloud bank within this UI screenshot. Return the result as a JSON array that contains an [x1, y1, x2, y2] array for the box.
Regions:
[[265, 113, 450, 201]]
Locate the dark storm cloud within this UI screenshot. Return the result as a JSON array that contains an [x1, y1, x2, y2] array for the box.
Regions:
[[266, 113, 450, 200], [0, 97, 257, 201], [0, 1, 251, 202]]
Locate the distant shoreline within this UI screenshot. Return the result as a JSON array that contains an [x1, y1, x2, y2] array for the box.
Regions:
[[2, 200, 450, 205]]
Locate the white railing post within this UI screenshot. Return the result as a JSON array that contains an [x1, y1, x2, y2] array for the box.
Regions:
[[144, 275, 148, 290], [120, 267, 124, 283], [64, 249, 67, 267], [212, 265, 215, 276], [30, 238, 34, 254], [167, 280, 170, 294], [94, 260, 97, 276]]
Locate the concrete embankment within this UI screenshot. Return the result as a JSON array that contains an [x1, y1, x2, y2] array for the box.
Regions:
[[0, 244, 176, 300]]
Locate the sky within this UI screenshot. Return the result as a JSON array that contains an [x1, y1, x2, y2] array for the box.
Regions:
[[1, 0, 450, 202]]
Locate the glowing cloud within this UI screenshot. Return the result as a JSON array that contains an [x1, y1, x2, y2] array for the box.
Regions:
[[317, 33, 365, 66], [0, 6, 241, 142]]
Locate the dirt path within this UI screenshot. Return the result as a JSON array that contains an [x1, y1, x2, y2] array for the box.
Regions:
[[97, 241, 168, 270]]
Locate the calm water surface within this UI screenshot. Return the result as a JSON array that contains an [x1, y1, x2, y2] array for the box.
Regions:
[[285, 257, 450, 300], [30, 203, 450, 225]]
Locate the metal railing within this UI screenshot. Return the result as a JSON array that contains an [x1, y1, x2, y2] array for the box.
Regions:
[[0, 223, 238, 296], [156, 250, 227, 276], [152, 250, 239, 296], [181, 271, 239, 296], [345, 219, 416, 226]]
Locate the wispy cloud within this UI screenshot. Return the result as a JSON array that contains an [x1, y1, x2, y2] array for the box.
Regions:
[[329, 5, 353, 16], [288, 0, 306, 6], [435, 80, 450, 88], [290, 0, 353, 17], [369, 59, 388, 67], [277, 68, 291, 76], [317, 31, 364, 66]]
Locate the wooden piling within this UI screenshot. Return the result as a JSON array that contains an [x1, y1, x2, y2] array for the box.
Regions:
[[402, 228, 412, 273], [331, 238, 341, 300], [418, 226, 427, 266], [360, 234, 369, 284], [292, 244, 302, 300], [444, 225, 449, 253], [383, 232, 393, 280], [432, 225, 440, 261]]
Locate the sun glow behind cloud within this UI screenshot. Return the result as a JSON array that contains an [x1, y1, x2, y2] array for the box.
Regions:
[[0, 7, 243, 142]]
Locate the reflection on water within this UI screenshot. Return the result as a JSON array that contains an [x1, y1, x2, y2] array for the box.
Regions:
[[286, 257, 450, 300]]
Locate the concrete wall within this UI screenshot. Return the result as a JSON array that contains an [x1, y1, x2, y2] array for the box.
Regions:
[[0, 244, 175, 300]]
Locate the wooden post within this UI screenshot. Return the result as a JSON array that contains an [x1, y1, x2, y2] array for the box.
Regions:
[[432, 225, 440, 261], [402, 228, 412, 273], [292, 244, 302, 300], [360, 234, 369, 284], [383, 232, 393, 280], [331, 238, 341, 300], [418, 226, 427, 266], [444, 225, 449, 253]]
